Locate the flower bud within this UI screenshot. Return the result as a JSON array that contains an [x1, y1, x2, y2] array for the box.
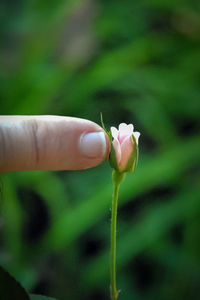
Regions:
[[109, 123, 140, 173]]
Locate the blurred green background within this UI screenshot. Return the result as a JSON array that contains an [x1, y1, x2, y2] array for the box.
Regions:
[[0, 0, 200, 299]]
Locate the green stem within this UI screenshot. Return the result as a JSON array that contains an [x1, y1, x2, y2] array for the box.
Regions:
[[110, 170, 125, 300]]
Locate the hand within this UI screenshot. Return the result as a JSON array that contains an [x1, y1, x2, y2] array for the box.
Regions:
[[0, 115, 110, 173]]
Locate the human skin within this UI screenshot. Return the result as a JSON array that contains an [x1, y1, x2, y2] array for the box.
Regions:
[[0, 115, 110, 173]]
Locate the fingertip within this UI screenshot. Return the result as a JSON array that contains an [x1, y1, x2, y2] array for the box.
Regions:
[[0, 116, 111, 172], [77, 129, 110, 167]]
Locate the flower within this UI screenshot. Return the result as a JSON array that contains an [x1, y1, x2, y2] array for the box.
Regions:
[[109, 123, 140, 173]]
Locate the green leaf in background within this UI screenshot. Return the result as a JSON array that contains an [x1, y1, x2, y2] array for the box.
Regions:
[[0, 265, 30, 300], [30, 294, 58, 300]]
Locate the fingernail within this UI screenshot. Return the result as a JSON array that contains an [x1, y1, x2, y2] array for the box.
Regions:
[[79, 132, 107, 158]]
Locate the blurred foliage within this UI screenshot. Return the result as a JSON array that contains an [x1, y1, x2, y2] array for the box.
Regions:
[[0, 0, 200, 299]]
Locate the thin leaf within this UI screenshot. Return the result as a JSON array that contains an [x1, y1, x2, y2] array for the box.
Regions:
[[0, 265, 30, 300], [100, 113, 112, 141], [30, 294, 58, 300]]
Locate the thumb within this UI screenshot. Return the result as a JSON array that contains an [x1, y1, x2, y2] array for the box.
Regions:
[[0, 116, 110, 172]]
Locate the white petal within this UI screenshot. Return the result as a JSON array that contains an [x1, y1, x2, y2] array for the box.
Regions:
[[126, 124, 134, 134], [119, 123, 134, 135], [133, 131, 140, 144], [112, 138, 121, 165], [111, 126, 118, 139], [119, 123, 128, 134], [119, 135, 133, 171]]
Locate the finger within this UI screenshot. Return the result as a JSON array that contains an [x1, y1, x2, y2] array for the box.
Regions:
[[0, 115, 110, 172]]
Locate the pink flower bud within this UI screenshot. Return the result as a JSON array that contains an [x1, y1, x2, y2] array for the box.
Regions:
[[109, 123, 140, 173]]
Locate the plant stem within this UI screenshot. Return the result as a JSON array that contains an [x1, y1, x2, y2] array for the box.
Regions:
[[110, 170, 125, 300]]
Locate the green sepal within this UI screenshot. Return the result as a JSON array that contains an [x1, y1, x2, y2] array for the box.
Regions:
[[100, 113, 118, 170], [123, 134, 139, 173], [112, 170, 125, 185], [109, 142, 119, 171], [100, 113, 112, 141]]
